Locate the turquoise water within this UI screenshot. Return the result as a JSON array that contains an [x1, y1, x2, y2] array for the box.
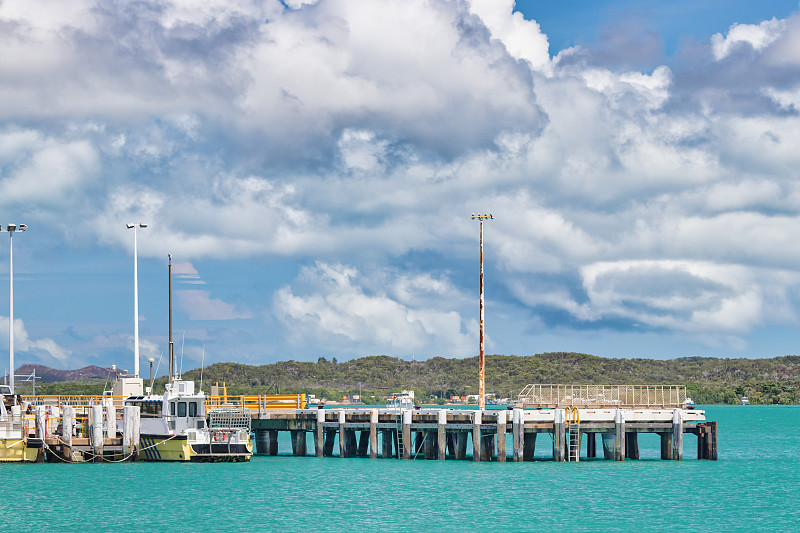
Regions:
[[2, 406, 798, 532]]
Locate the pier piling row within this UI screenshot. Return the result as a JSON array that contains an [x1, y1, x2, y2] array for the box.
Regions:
[[251, 407, 715, 461]]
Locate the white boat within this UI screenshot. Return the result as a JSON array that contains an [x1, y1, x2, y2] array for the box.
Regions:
[[125, 379, 252, 462], [386, 390, 415, 410], [741, 396, 750, 405], [685, 398, 695, 409]]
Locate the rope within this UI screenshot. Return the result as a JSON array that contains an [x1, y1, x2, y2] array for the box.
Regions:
[[34, 432, 180, 463]]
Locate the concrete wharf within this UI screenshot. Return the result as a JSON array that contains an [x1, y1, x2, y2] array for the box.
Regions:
[[251, 384, 717, 461], [251, 406, 717, 461]]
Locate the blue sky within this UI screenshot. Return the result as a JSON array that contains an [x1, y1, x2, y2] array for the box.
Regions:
[[2, 0, 800, 375]]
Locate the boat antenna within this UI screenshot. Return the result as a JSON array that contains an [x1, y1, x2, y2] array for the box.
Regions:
[[168, 254, 174, 385], [199, 344, 205, 392], [153, 351, 163, 391]]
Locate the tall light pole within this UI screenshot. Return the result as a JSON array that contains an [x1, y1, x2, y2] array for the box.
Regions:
[[471, 214, 492, 411], [2, 223, 26, 395], [127, 223, 147, 378]]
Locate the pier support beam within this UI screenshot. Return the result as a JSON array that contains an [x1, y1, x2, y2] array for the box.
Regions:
[[122, 405, 140, 461], [438, 410, 446, 460], [672, 409, 683, 461], [424, 431, 436, 459], [625, 432, 639, 460], [357, 431, 369, 457], [402, 410, 412, 460], [496, 410, 506, 462], [105, 404, 116, 439], [344, 430, 357, 458], [338, 410, 346, 458], [454, 432, 468, 460], [290, 430, 307, 456], [414, 431, 424, 458], [323, 429, 336, 457], [660, 432, 673, 460], [512, 409, 523, 462], [381, 429, 394, 458], [315, 408, 325, 457], [267, 430, 279, 455], [34, 406, 48, 461], [697, 422, 717, 460], [91, 405, 104, 462], [481, 433, 495, 461], [523, 433, 536, 461], [553, 409, 565, 462], [601, 433, 614, 460], [586, 432, 596, 458], [472, 411, 482, 462], [370, 410, 378, 459], [254, 430, 268, 455], [614, 409, 625, 462], [61, 405, 74, 461]]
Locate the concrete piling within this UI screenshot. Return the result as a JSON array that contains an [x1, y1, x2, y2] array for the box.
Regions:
[[472, 410, 482, 462], [672, 409, 683, 461]]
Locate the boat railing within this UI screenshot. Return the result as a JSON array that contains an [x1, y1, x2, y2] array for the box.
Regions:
[[208, 408, 251, 430], [516, 384, 687, 408]]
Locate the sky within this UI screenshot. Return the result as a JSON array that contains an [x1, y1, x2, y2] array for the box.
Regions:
[[2, 0, 800, 375]]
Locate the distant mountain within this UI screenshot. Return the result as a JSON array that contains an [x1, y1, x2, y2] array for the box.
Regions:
[[16, 364, 114, 383]]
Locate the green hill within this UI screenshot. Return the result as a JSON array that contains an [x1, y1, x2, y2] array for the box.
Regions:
[[24, 353, 799, 404], [174, 353, 799, 405]]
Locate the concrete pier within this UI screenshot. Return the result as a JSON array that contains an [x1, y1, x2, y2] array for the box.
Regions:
[[245, 404, 712, 463]]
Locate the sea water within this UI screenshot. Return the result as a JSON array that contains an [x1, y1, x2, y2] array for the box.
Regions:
[[1, 405, 798, 532]]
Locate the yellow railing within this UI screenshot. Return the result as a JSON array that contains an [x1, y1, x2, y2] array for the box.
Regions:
[[206, 394, 307, 412], [20, 395, 128, 408], [19, 393, 308, 413], [517, 384, 687, 408]]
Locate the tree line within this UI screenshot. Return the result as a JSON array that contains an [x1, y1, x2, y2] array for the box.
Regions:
[[23, 352, 800, 404]]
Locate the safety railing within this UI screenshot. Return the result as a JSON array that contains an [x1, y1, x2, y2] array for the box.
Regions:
[[206, 394, 307, 413], [517, 384, 687, 408], [21, 395, 127, 408]]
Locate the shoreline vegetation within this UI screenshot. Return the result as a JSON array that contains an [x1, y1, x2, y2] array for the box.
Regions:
[[15, 353, 800, 405]]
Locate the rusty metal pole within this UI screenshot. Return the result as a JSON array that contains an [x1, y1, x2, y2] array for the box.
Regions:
[[168, 254, 174, 385], [472, 214, 492, 411]]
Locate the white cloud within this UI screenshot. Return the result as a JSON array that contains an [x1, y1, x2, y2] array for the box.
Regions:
[[177, 290, 253, 320], [273, 262, 476, 356], [711, 18, 787, 60], [1, 1, 800, 362], [0, 316, 71, 364], [467, 0, 550, 69]]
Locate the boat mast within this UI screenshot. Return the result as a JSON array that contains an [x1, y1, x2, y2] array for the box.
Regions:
[[168, 254, 174, 385]]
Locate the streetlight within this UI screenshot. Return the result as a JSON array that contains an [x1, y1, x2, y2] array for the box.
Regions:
[[471, 214, 492, 411], [148, 357, 155, 394], [126, 223, 147, 378], [1, 223, 27, 396]]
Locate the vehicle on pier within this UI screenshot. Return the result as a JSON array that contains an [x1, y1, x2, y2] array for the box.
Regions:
[[386, 390, 414, 410], [125, 379, 252, 462]]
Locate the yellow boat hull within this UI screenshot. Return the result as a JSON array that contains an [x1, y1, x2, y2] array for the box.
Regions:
[[139, 434, 252, 462], [0, 439, 40, 462]]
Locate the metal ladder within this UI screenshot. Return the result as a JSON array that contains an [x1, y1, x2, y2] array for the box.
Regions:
[[395, 413, 404, 458], [566, 406, 580, 462], [567, 424, 580, 461]]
